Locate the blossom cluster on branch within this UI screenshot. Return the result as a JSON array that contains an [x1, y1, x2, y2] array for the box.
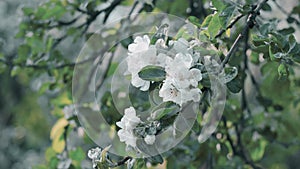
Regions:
[[126, 35, 203, 106]]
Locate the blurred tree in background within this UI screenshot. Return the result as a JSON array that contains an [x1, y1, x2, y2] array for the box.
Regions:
[[1, 0, 300, 168]]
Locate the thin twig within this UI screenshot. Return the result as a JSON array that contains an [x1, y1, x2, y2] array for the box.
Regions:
[[242, 31, 253, 118], [95, 52, 115, 91], [219, 0, 269, 69], [215, 14, 245, 39], [115, 156, 132, 167], [127, 1, 139, 20], [273, 0, 289, 15], [219, 27, 249, 69], [273, 0, 300, 25]]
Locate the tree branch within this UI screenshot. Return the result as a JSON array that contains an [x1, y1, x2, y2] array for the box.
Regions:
[[127, 1, 139, 20], [115, 156, 132, 167], [215, 14, 245, 39], [219, 0, 269, 69]]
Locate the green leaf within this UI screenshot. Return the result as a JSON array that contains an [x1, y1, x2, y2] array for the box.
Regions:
[[138, 65, 166, 82], [27, 36, 45, 54], [188, 16, 201, 27], [96, 161, 110, 169], [226, 78, 242, 93], [261, 3, 272, 11], [208, 14, 222, 38], [212, 0, 227, 11], [218, 6, 236, 29], [250, 139, 268, 161], [69, 147, 85, 162], [201, 73, 211, 87], [278, 63, 288, 77], [42, 5, 66, 19], [22, 7, 35, 15], [278, 27, 295, 35], [146, 154, 164, 164], [260, 62, 292, 105], [45, 147, 57, 162], [121, 36, 133, 48], [149, 86, 163, 105], [33, 165, 48, 169], [270, 32, 288, 50], [250, 51, 260, 64], [288, 35, 300, 55], [17, 44, 31, 60], [133, 158, 147, 169], [223, 67, 238, 83], [121, 0, 135, 6], [201, 14, 213, 28], [49, 157, 59, 169], [107, 62, 118, 77], [11, 66, 21, 77], [35, 7, 47, 19], [46, 37, 54, 52], [269, 42, 281, 61], [151, 102, 180, 120]]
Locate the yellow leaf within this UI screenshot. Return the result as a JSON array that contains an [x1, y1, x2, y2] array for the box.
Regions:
[[52, 134, 65, 153], [226, 28, 231, 37], [52, 92, 72, 106], [62, 0, 67, 6], [101, 145, 111, 162], [50, 118, 68, 139]]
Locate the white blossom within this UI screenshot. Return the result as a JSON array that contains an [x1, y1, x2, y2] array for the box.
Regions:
[[88, 147, 101, 160], [159, 80, 201, 106], [126, 35, 167, 91], [159, 53, 202, 106], [116, 107, 141, 148], [87, 147, 102, 168], [128, 35, 150, 54], [144, 135, 156, 145], [159, 80, 182, 105]]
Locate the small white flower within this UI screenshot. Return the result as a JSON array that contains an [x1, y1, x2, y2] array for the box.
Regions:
[[144, 135, 156, 145], [128, 35, 150, 54], [159, 80, 201, 106], [131, 73, 150, 91], [116, 107, 141, 130], [116, 107, 141, 148], [88, 147, 102, 168], [63, 105, 76, 120], [155, 39, 167, 48], [159, 80, 182, 105], [117, 129, 137, 148], [88, 147, 102, 161]]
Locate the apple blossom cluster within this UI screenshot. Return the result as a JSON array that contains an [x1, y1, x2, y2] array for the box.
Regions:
[[117, 34, 208, 151], [126, 35, 203, 106], [87, 147, 102, 168], [116, 107, 142, 148], [116, 107, 156, 150]]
